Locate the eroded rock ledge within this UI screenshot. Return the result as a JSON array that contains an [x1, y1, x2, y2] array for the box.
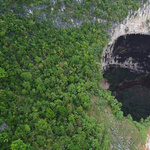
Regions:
[[103, 34, 150, 73], [102, 0, 150, 72]]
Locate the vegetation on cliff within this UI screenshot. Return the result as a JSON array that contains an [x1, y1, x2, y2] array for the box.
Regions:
[[0, 0, 150, 149]]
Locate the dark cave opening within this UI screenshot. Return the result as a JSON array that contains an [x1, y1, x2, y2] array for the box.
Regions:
[[104, 34, 150, 122]]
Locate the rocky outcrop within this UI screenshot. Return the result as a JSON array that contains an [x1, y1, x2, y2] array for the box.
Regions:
[[0, 122, 11, 131], [7, 0, 104, 29], [143, 130, 150, 150], [100, 78, 110, 90], [103, 34, 150, 73]]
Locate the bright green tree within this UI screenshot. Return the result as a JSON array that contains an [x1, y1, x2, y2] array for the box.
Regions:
[[11, 139, 27, 150]]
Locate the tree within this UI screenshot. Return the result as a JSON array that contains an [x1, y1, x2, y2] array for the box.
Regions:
[[22, 81, 31, 91], [21, 72, 32, 81], [35, 119, 51, 135], [46, 108, 56, 120], [68, 76, 74, 83], [0, 67, 8, 78], [67, 122, 75, 135], [11, 139, 27, 150]]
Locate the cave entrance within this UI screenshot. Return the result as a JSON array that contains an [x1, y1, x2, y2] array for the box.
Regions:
[[103, 34, 150, 121]]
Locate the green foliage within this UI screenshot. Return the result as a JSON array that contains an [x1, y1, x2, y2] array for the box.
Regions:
[[11, 139, 27, 150], [46, 108, 56, 119], [0, 1, 148, 149], [68, 76, 74, 83], [21, 72, 32, 81], [0, 67, 8, 78], [133, 121, 147, 145], [0, 11, 110, 149], [0, 0, 142, 24]]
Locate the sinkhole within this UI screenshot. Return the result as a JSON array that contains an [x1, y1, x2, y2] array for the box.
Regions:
[[103, 34, 150, 121]]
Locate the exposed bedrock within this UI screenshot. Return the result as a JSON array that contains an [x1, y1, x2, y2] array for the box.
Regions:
[[103, 34, 150, 73]]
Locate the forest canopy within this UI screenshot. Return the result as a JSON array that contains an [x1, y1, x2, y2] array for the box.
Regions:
[[0, 0, 149, 149]]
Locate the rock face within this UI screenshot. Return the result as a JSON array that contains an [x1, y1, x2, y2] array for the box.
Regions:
[[7, 0, 104, 29], [0, 122, 11, 131], [102, 0, 150, 72], [103, 34, 150, 73], [143, 130, 150, 150], [100, 78, 110, 90]]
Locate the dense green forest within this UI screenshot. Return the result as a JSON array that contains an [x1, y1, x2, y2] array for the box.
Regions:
[[0, 0, 150, 149]]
